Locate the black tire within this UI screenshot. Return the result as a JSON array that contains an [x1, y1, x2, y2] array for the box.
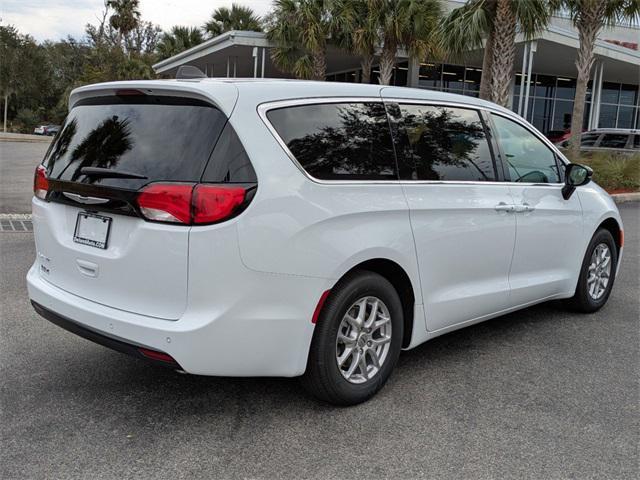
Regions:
[[567, 228, 618, 313], [301, 270, 404, 406]]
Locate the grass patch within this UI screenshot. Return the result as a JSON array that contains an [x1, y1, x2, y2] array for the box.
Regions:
[[568, 152, 640, 193]]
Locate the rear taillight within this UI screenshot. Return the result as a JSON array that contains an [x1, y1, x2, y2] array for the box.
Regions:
[[137, 183, 193, 224], [136, 183, 250, 225], [192, 184, 246, 224], [33, 165, 49, 200]]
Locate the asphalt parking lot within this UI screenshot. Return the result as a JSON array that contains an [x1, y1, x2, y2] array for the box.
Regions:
[[1, 140, 639, 479], [0, 139, 50, 213]]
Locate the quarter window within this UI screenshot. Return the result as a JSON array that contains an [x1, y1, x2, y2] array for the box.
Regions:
[[267, 102, 396, 180], [491, 114, 560, 183], [394, 104, 496, 181], [202, 122, 256, 183]]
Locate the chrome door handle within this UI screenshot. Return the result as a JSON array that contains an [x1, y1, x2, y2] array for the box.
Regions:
[[495, 203, 515, 212], [513, 203, 535, 213]]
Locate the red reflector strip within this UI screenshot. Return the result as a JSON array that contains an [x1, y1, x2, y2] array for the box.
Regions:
[[312, 289, 332, 324], [115, 89, 146, 96], [138, 347, 176, 363]]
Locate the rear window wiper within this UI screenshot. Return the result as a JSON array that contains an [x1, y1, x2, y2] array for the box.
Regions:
[[79, 167, 148, 180]]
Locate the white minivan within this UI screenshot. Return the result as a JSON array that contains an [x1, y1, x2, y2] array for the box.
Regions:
[[28, 79, 623, 405]]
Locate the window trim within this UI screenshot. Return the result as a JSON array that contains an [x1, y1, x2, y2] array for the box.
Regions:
[[258, 96, 569, 186]]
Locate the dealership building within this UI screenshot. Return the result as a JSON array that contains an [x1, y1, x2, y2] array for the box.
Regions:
[[153, 1, 640, 136]]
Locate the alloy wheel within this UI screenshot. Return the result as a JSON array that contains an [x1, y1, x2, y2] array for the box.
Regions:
[[335, 296, 392, 384], [587, 243, 612, 300]]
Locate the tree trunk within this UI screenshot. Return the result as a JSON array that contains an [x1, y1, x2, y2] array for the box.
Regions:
[[3, 94, 7, 133], [360, 54, 373, 84], [479, 29, 494, 100], [378, 45, 396, 86], [312, 48, 326, 81], [568, 3, 604, 158], [489, 0, 517, 107]]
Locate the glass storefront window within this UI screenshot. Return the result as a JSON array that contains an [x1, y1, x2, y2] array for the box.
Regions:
[[617, 106, 636, 129], [599, 104, 618, 128], [534, 74, 556, 99], [464, 67, 482, 95], [532, 98, 553, 133], [619, 84, 638, 106], [393, 62, 407, 86], [442, 65, 465, 92], [556, 77, 576, 100], [553, 100, 573, 130], [601, 82, 620, 104], [418, 63, 441, 89]]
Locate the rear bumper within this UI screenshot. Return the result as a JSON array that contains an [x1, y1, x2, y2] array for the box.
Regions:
[[27, 263, 328, 377], [31, 300, 182, 370]]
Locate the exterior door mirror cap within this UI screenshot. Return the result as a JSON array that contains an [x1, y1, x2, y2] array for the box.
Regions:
[[562, 163, 593, 200]]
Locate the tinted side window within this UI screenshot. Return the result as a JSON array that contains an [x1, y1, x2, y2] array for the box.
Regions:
[[599, 134, 629, 149], [580, 133, 600, 147], [202, 122, 256, 183], [491, 114, 560, 183], [394, 104, 496, 181], [267, 102, 396, 180]]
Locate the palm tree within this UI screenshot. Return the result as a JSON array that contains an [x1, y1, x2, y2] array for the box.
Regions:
[[204, 4, 263, 37], [107, 0, 141, 47], [557, 0, 640, 157], [334, 1, 378, 83], [439, 0, 550, 106], [267, 0, 351, 80], [439, 0, 495, 99], [156, 26, 205, 61], [368, 0, 443, 86]]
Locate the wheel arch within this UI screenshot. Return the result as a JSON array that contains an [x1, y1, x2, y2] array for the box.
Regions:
[[338, 258, 416, 348], [597, 217, 623, 256]]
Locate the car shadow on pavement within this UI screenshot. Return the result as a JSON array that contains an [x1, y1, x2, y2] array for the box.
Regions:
[[36, 299, 578, 416]]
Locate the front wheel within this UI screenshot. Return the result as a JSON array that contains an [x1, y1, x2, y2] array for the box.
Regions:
[[301, 271, 403, 406], [567, 228, 618, 313]]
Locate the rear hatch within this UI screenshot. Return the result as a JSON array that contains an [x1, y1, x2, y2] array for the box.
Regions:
[[33, 92, 228, 319]]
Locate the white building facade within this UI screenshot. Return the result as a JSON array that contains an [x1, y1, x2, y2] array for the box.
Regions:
[[153, 3, 640, 136]]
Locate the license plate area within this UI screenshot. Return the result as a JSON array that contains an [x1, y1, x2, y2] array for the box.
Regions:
[[73, 212, 112, 249]]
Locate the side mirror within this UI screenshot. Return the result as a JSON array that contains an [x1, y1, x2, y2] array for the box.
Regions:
[[562, 163, 593, 200]]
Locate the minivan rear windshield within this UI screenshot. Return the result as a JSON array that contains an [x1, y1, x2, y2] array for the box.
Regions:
[[43, 95, 227, 190]]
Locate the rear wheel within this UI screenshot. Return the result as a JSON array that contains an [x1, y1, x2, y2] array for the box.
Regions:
[[301, 271, 403, 406], [567, 229, 617, 313]]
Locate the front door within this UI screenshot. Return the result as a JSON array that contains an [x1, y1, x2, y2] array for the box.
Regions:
[[489, 113, 583, 306]]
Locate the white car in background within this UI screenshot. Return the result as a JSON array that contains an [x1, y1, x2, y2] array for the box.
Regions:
[[28, 79, 623, 405], [557, 128, 640, 154]]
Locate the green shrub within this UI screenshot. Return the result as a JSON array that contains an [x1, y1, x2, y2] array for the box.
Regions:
[[574, 152, 640, 192], [14, 108, 40, 133]]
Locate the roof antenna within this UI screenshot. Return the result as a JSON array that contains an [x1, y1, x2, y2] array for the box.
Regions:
[[176, 65, 206, 80]]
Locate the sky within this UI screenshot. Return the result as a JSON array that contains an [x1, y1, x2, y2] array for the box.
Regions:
[[0, 0, 274, 42]]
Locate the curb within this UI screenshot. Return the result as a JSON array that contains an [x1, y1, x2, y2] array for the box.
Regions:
[[0, 133, 53, 143], [610, 193, 640, 204]]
